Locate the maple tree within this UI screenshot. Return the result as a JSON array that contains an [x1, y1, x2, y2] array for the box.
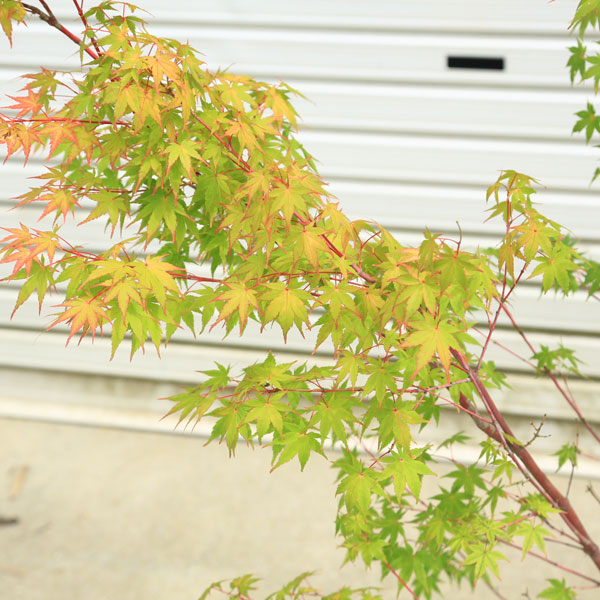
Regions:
[[1, 1, 600, 599]]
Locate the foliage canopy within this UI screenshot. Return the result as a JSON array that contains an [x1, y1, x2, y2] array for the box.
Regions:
[[1, 1, 600, 598]]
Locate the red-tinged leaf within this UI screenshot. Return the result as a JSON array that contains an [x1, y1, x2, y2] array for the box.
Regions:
[[264, 85, 298, 128], [0, 225, 61, 277], [0, 121, 41, 164], [224, 118, 257, 151], [38, 189, 80, 221], [5, 89, 43, 118], [0, 0, 26, 46], [39, 120, 78, 158], [103, 278, 143, 319], [293, 227, 328, 269], [48, 296, 111, 344], [213, 280, 259, 331], [146, 51, 182, 91], [137, 255, 181, 308]]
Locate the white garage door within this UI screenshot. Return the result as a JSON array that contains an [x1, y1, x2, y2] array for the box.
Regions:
[[0, 1, 598, 429]]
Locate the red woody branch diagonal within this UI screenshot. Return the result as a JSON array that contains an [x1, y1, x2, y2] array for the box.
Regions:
[[451, 348, 600, 571]]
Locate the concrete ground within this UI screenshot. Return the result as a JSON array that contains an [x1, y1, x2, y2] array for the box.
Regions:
[[1, 416, 599, 600]]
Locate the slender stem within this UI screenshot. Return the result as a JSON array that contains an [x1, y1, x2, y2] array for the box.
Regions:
[[21, 2, 99, 60], [588, 484, 600, 506], [499, 539, 600, 586], [383, 560, 420, 600], [452, 348, 600, 572], [500, 303, 600, 445], [72, 0, 102, 56]]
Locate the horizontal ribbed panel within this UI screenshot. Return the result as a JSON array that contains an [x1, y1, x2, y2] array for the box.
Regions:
[[0, 0, 598, 402], [0, 21, 585, 88], [40, 0, 577, 35]]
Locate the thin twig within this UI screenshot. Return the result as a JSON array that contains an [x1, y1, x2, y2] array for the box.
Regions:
[[500, 303, 600, 445], [499, 539, 600, 586], [72, 0, 103, 56], [21, 2, 99, 60], [588, 484, 600, 506], [383, 560, 420, 600]]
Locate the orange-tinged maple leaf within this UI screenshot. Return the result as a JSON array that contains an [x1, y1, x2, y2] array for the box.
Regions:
[[102, 278, 143, 320], [0, 0, 26, 46], [48, 296, 111, 344], [0, 225, 61, 276], [146, 51, 182, 92], [39, 119, 78, 158], [265, 86, 298, 128], [293, 227, 328, 268], [38, 189, 80, 221], [5, 89, 43, 118], [0, 121, 41, 163], [135, 255, 181, 309]]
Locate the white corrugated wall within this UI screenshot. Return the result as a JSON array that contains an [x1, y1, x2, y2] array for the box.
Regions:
[[0, 1, 598, 445]]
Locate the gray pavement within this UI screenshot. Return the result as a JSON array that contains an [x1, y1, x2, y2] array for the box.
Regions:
[[0, 417, 599, 599]]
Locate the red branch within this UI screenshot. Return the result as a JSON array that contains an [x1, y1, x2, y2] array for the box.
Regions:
[[499, 303, 600, 445], [21, 2, 99, 60], [452, 348, 600, 572], [383, 560, 420, 600], [72, 0, 102, 56]]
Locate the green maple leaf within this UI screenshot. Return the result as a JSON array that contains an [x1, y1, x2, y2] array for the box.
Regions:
[[381, 449, 435, 501], [336, 464, 386, 513], [572, 102, 600, 142], [553, 442, 579, 471], [538, 579, 576, 600], [165, 388, 216, 427], [166, 137, 203, 178], [583, 53, 600, 92], [271, 425, 324, 471], [315, 281, 359, 322], [242, 352, 297, 390], [362, 359, 399, 406], [529, 246, 578, 294], [261, 282, 311, 340], [567, 40, 588, 82], [570, 0, 600, 33], [445, 464, 487, 495], [462, 543, 507, 580], [335, 351, 363, 386], [308, 392, 356, 444], [403, 313, 463, 376], [515, 521, 550, 559], [214, 280, 259, 331], [209, 400, 250, 453], [244, 393, 288, 437], [531, 344, 582, 376], [374, 401, 425, 450], [396, 270, 437, 317], [200, 363, 231, 391]]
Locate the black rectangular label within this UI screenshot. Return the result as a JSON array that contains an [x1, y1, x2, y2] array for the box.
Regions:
[[447, 56, 505, 70]]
